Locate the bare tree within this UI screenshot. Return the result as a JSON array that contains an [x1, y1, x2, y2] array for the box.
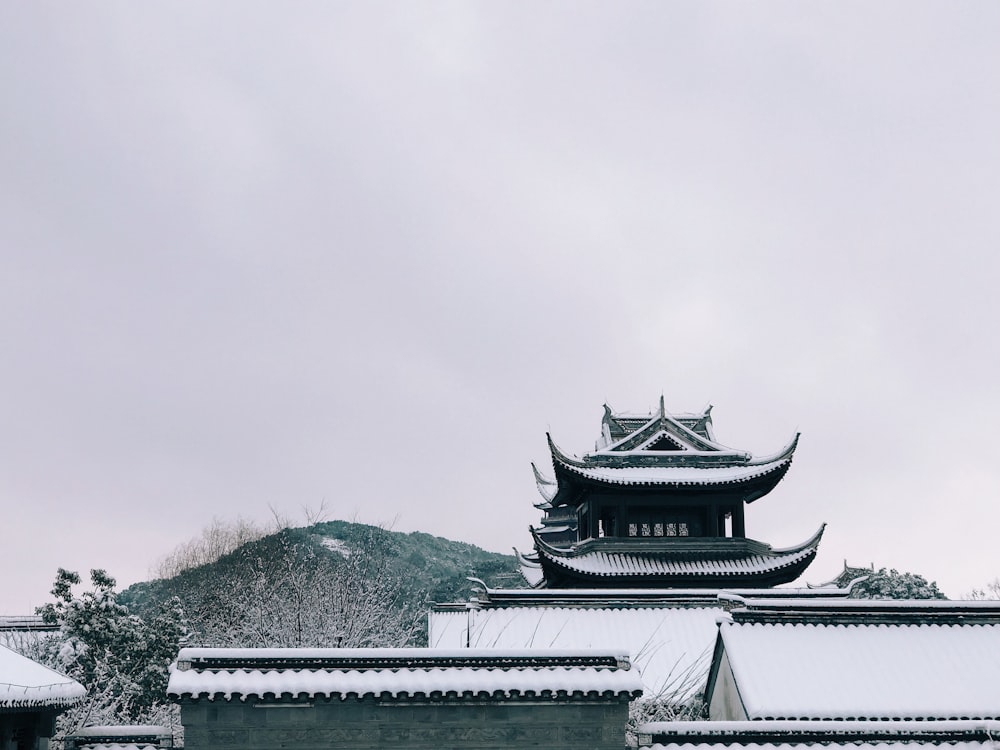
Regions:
[[172, 525, 423, 648]]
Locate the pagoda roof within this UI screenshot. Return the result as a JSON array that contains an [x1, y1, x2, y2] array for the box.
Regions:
[[547, 433, 797, 495], [598, 400, 742, 455], [530, 525, 825, 588]]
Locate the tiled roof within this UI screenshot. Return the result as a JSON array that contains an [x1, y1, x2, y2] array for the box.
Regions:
[[65, 724, 173, 750], [428, 605, 720, 699], [640, 719, 1000, 742], [167, 647, 644, 702], [713, 619, 1000, 720], [0, 643, 85, 710], [556, 449, 794, 486], [534, 527, 824, 580], [639, 720, 1000, 750], [0, 616, 55, 632], [647, 742, 990, 750]]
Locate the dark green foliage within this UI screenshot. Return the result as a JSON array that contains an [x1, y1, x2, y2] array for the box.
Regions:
[[849, 567, 947, 600]]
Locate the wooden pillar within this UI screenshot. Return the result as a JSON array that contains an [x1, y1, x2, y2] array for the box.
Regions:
[[707, 504, 719, 537], [732, 502, 746, 538]]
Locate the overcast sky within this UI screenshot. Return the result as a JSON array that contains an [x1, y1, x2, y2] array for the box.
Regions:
[[3, 2, 1000, 613]]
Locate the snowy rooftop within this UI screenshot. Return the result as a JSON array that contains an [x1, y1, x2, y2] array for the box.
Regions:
[[66, 725, 172, 750], [560, 456, 791, 486], [639, 719, 1000, 739], [429, 605, 719, 700], [638, 720, 1000, 750], [0, 642, 86, 710], [711, 619, 1000, 719], [167, 647, 644, 702], [71, 726, 171, 738], [646, 742, 991, 750], [537, 545, 818, 579], [470, 586, 853, 604]]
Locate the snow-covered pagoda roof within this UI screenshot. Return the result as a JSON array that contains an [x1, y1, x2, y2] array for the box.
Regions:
[[167, 648, 644, 703], [526, 525, 825, 589], [706, 602, 1000, 720], [537, 398, 798, 502], [0, 642, 86, 711]]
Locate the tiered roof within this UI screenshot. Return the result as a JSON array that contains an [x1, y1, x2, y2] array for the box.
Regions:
[[536, 400, 799, 507], [523, 399, 819, 589]]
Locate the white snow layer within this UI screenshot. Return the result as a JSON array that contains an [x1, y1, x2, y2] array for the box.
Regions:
[[718, 621, 1000, 719], [647, 743, 990, 750], [320, 538, 351, 558], [167, 647, 643, 700], [544, 547, 814, 577], [0, 643, 86, 708], [566, 458, 787, 486], [429, 606, 719, 700]]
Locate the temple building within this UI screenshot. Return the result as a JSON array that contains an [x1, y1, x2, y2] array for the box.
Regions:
[[518, 398, 824, 588]]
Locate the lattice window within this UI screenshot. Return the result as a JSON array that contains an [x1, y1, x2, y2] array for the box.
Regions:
[[628, 523, 638, 537]]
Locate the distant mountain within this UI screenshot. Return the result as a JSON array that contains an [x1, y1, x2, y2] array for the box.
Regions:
[[120, 521, 522, 646]]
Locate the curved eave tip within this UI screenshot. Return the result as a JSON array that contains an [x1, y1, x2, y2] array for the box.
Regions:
[[771, 522, 827, 554]]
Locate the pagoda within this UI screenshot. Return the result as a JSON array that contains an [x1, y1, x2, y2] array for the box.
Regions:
[[517, 398, 824, 588]]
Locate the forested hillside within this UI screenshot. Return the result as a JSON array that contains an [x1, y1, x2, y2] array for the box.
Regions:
[[121, 520, 521, 647]]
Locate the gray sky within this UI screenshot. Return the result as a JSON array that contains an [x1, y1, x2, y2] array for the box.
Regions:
[[3, 2, 1000, 613]]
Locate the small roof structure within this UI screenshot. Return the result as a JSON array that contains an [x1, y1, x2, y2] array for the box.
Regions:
[[0, 642, 85, 712], [64, 725, 173, 750], [167, 647, 644, 703], [705, 599, 1000, 720]]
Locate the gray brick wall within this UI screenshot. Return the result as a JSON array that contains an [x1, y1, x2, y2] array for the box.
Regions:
[[180, 697, 630, 750]]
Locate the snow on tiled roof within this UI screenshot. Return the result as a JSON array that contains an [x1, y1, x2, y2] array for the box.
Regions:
[[538, 538, 820, 579], [167, 647, 644, 702], [562, 454, 791, 486], [0, 642, 86, 709], [428, 605, 719, 700], [0, 616, 55, 631], [66, 724, 172, 750], [474, 586, 853, 603], [640, 719, 1000, 739], [71, 726, 171, 737], [715, 620, 1000, 720], [647, 742, 990, 750], [640, 720, 1000, 750]]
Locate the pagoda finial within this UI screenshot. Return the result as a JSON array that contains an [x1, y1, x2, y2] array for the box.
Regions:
[[658, 394, 666, 418]]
